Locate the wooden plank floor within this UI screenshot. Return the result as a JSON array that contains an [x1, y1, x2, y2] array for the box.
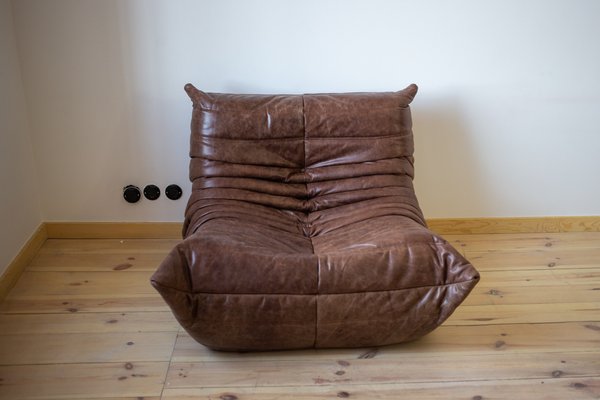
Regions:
[[0, 233, 599, 399]]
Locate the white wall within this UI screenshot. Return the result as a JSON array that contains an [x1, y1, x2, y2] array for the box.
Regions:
[[0, 0, 43, 274], [11, 0, 600, 220]]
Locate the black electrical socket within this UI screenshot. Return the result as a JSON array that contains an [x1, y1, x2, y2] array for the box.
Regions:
[[166, 184, 182, 200], [144, 184, 161, 200], [123, 185, 141, 203]]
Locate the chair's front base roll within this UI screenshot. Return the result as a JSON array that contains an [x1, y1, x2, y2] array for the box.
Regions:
[[151, 261, 479, 351]]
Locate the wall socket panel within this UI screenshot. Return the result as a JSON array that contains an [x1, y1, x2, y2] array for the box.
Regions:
[[123, 184, 182, 203]]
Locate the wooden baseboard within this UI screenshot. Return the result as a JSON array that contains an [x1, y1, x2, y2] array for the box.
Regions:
[[0, 223, 48, 302], [427, 216, 600, 235], [43, 216, 600, 239], [45, 222, 183, 239]]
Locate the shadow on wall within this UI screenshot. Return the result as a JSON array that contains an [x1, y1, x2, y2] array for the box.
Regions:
[[412, 93, 491, 219]]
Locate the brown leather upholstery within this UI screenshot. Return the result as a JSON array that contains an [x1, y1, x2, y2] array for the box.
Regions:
[[151, 84, 479, 351]]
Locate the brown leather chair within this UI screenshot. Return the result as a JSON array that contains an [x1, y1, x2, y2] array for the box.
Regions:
[[151, 83, 479, 351]]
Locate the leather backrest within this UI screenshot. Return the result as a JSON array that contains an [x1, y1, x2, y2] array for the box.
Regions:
[[185, 84, 422, 216]]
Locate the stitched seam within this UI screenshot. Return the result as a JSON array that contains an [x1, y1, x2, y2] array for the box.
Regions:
[[302, 95, 319, 348], [153, 278, 479, 297], [192, 136, 303, 142]]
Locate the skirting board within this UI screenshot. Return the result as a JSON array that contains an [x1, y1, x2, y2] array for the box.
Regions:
[[0, 223, 47, 302], [45, 222, 183, 239], [44, 216, 600, 239], [427, 216, 600, 235]]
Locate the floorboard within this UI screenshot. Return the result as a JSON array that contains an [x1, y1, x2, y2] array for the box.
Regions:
[[161, 378, 600, 400]]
